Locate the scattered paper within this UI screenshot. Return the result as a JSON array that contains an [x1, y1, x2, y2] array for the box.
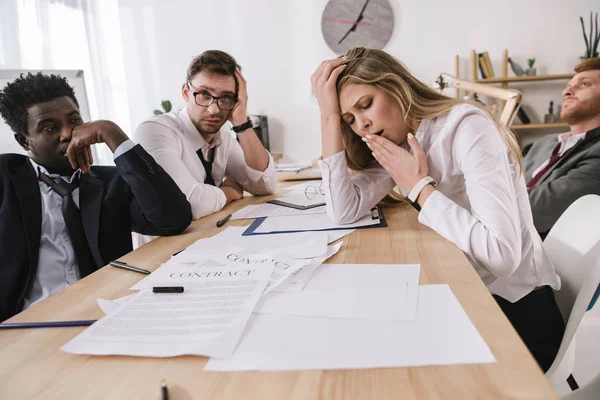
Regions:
[[271, 191, 325, 208], [258, 264, 420, 320], [247, 212, 381, 235], [62, 262, 273, 358], [131, 245, 312, 295], [179, 226, 352, 259], [275, 161, 312, 172], [231, 203, 326, 220], [204, 285, 495, 371]]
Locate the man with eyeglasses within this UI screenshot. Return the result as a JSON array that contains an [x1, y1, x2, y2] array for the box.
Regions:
[[134, 50, 276, 221]]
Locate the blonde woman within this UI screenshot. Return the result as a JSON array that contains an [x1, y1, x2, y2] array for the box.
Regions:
[[311, 47, 563, 372]]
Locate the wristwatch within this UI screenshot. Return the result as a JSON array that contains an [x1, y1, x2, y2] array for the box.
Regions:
[[231, 117, 253, 133], [406, 176, 437, 212]]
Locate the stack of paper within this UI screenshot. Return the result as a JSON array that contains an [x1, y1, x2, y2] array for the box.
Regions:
[[205, 284, 495, 371], [275, 161, 312, 172], [62, 260, 274, 358], [61, 229, 344, 358]]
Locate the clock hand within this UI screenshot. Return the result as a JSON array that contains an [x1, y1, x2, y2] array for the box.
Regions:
[[325, 18, 370, 26], [337, 0, 371, 45]]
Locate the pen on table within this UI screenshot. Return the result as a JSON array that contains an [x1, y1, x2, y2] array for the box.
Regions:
[[153, 286, 184, 293], [0, 320, 97, 330], [161, 380, 169, 400], [216, 213, 232, 227], [109, 260, 151, 275]]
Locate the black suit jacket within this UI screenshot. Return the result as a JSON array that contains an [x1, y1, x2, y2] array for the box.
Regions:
[[0, 144, 192, 321]]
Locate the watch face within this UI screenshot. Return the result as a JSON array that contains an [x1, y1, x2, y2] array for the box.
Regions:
[[321, 0, 394, 55]]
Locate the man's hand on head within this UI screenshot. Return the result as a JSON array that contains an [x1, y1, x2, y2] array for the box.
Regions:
[[66, 120, 128, 173], [228, 68, 249, 126]]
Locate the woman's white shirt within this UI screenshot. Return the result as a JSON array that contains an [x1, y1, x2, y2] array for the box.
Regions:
[[318, 104, 560, 303]]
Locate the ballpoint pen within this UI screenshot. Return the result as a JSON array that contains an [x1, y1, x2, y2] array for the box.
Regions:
[[0, 320, 97, 329], [216, 213, 232, 227], [109, 261, 151, 275]]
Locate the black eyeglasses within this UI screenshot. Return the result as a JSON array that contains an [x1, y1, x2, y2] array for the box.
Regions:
[[186, 82, 237, 110]]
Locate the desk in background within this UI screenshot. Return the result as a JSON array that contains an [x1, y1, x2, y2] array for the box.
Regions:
[[0, 185, 557, 399]]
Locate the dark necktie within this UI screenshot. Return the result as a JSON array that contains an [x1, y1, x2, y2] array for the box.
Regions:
[[38, 172, 97, 278], [196, 147, 216, 186], [528, 143, 562, 189]]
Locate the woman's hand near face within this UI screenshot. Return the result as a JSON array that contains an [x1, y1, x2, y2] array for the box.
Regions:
[[364, 133, 432, 203], [311, 59, 347, 158]]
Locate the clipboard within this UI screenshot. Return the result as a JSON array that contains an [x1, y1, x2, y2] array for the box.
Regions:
[[242, 207, 386, 236], [266, 199, 326, 210]]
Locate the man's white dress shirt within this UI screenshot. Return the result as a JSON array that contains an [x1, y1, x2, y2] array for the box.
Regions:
[[134, 108, 276, 220], [318, 104, 560, 303]]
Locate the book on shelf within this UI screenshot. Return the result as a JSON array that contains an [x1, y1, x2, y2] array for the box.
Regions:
[[516, 107, 531, 124], [478, 52, 495, 79]]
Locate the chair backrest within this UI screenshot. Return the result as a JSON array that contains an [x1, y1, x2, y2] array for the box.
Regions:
[[561, 372, 600, 399], [543, 195, 600, 391], [435, 73, 523, 127], [543, 195, 600, 320]]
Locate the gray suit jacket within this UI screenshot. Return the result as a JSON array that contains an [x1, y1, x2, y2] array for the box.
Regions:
[[523, 125, 600, 238]]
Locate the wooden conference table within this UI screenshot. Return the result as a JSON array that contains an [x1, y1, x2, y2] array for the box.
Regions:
[[0, 185, 557, 399]]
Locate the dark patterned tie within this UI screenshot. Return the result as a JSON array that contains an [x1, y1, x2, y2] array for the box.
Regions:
[[196, 147, 216, 186], [38, 172, 97, 278], [528, 143, 562, 189]]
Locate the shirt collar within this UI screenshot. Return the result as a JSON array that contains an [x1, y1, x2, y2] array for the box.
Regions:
[[28, 158, 80, 184], [179, 107, 223, 152]]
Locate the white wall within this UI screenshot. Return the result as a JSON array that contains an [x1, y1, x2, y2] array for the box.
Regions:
[[118, 0, 599, 162]]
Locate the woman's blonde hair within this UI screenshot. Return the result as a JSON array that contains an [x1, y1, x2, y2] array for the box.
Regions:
[[336, 47, 523, 183]]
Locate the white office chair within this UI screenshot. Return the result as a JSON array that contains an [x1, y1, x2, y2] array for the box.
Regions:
[[543, 195, 600, 395], [561, 372, 600, 400]]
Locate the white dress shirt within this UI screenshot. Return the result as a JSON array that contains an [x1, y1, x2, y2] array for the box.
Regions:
[[531, 131, 587, 178], [134, 108, 277, 220], [23, 140, 136, 309], [318, 104, 560, 303]]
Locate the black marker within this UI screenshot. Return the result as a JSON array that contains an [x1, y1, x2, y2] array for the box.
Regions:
[[216, 213, 232, 227], [153, 286, 184, 293]]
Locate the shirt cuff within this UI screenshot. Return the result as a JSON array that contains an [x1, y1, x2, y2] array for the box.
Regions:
[[417, 190, 453, 230], [113, 139, 136, 160], [245, 152, 275, 181], [318, 151, 346, 177], [214, 186, 227, 210]]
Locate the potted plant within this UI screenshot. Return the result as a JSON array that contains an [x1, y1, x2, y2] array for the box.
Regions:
[[153, 100, 172, 115], [580, 12, 600, 60], [525, 58, 536, 76]]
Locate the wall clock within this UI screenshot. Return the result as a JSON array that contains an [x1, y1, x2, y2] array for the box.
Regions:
[[321, 0, 395, 55]]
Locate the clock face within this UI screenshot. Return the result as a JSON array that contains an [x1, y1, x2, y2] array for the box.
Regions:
[[321, 0, 394, 55]]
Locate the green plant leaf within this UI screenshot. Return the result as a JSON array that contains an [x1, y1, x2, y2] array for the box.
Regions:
[[153, 110, 163, 115], [162, 100, 172, 113]]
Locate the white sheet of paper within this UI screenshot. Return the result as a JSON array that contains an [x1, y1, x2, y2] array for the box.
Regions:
[[179, 227, 339, 260], [62, 263, 273, 358], [272, 191, 326, 208], [231, 203, 326, 220], [96, 293, 137, 315], [272, 242, 343, 293], [257, 264, 420, 321], [131, 246, 311, 295], [251, 212, 380, 234], [283, 181, 322, 193], [204, 285, 495, 371], [275, 161, 312, 171]]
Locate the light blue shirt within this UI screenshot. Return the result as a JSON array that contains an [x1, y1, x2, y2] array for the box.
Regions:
[[23, 140, 136, 309]]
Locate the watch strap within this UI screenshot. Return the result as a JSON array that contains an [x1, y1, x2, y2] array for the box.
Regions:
[[232, 117, 253, 133], [406, 176, 437, 210]]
